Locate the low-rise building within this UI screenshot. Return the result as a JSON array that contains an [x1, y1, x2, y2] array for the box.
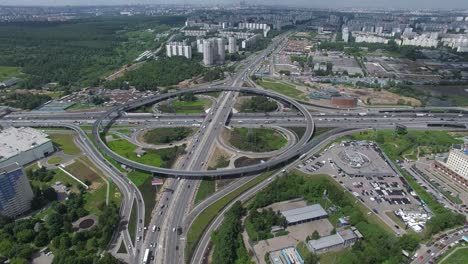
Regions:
[[307, 228, 361, 254], [281, 204, 328, 226], [0, 77, 21, 88]]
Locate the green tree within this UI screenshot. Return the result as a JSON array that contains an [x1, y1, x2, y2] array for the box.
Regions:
[[16, 229, 34, 244], [34, 231, 49, 247], [311, 230, 320, 240]]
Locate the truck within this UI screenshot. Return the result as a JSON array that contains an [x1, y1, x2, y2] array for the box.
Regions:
[[358, 112, 367, 116], [152, 225, 156, 233], [142, 249, 150, 264], [415, 113, 427, 117]]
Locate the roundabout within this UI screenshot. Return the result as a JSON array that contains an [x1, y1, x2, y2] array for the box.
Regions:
[[92, 86, 315, 177]]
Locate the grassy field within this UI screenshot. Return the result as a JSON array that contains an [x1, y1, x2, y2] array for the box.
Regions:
[[258, 78, 306, 100], [439, 246, 468, 264], [66, 159, 101, 183], [106, 138, 163, 167], [140, 177, 159, 226], [127, 170, 153, 187], [128, 199, 138, 244], [228, 127, 287, 152], [194, 179, 216, 205], [160, 97, 212, 114], [142, 127, 194, 145], [48, 133, 82, 155], [47, 156, 63, 165], [319, 249, 349, 264], [0, 66, 23, 81], [346, 130, 461, 161], [185, 170, 275, 262]]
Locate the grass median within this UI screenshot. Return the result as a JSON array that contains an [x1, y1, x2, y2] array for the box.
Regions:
[[185, 170, 275, 262]]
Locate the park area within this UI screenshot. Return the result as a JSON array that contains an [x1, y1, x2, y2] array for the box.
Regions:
[[227, 127, 287, 152]]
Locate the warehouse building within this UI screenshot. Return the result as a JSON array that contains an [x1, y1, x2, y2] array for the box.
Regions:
[[307, 228, 362, 254], [0, 163, 34, 218], [281, 204, 328, 226], [0, 127, 54, 167]]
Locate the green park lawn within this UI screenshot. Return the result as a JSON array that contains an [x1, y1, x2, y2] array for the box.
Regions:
[[258, 78, 306, 100], [48, 133, 82, 155], [229, 127, 287, 152]]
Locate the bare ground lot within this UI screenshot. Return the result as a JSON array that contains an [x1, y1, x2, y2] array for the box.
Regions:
[[312, 82, 422, 106]]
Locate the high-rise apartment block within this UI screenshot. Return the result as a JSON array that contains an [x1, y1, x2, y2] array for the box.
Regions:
[[203, 38, 226, 66], [228, 35, 237, 53], [342, 27, 349, 42], [0, 163, 34, 218], [166, 41, 192, 59]]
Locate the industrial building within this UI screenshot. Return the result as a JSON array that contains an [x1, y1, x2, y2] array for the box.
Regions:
[[280, 204, 328, 226], [166, 41, 192, 59], [0, 163, 34, 218], [0, 127, 54, 167], [307, 228, 362, 254], [202, 38, 226, 66]]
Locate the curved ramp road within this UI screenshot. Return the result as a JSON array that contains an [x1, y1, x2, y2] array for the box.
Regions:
[[92, 86, 315, 178]]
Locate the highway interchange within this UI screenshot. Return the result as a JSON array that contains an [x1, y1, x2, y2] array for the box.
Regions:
[[0, 32, 467, 264]]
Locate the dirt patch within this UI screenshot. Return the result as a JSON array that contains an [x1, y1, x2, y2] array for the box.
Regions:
[[313, 82, 422, 106], [65, 159, 103, 190], [207, 145, 232, 169]]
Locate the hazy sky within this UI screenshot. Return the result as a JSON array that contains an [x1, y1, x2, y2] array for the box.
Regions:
[[1, 0, 468, 9]]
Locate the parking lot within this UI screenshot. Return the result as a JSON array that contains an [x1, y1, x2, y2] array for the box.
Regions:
[[298, 140, 430, 234]]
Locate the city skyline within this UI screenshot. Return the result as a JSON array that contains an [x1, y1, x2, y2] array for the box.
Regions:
[[1, 0, 468, 9]]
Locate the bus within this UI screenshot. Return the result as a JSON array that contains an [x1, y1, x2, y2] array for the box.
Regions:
[[142, 249, 150, 264]]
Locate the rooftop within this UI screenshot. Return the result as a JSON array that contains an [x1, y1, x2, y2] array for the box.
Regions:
[[0, 127, 51, 162], [281, 204, 328, 224], [308, 233, 344, 250], [0, 163, 21, 174]]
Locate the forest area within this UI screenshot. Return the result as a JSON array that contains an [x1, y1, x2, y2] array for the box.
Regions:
[[0, 15, 185, 89]]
